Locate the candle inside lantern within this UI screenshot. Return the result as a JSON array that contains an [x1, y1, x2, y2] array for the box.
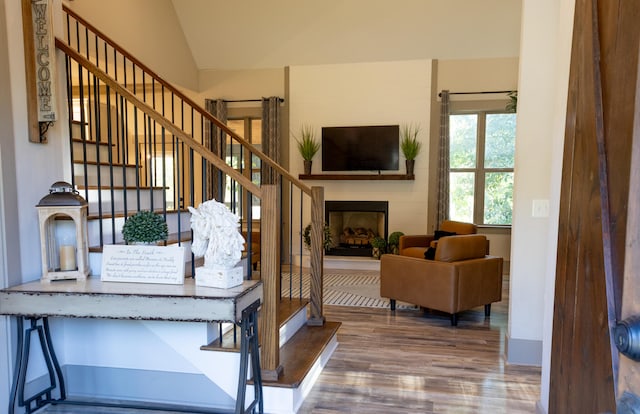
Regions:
[[59, 245, 76, 271]]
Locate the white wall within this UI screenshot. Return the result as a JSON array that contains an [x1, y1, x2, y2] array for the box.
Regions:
[[0, 13, 11, 402], [0, 0, 15, 405], [197, 68, 284, 102], [7, 0, 70, 283], [536, 0, 576, 411], [64, 0, 199, 90], [508, 0, 558, 363], [508, 0, 574, 405], [438, 57, 519, 97], [288, 60, 432, 241]]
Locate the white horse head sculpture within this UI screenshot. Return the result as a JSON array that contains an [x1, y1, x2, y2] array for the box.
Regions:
[[188, 199, 245, 269]]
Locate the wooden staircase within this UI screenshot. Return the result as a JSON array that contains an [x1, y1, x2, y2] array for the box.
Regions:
[[59, 6, 337, 411]]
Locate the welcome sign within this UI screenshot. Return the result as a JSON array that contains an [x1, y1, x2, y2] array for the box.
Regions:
[[31, 0, 57, 122]]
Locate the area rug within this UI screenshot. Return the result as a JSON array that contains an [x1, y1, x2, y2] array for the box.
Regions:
[[281, 269, 417, 309]]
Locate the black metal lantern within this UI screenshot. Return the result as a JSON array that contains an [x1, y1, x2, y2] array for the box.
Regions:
[[36, 181, 90, 282]]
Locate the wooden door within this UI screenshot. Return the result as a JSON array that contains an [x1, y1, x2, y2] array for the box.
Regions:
[[550, 0, 640, 412], [618, 130, 640, 409]]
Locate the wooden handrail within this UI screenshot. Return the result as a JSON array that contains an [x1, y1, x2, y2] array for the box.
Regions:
[[61, 5, 312, 196], [57, 40, 262, 197]]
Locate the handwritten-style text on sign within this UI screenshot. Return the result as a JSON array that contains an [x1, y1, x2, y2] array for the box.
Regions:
[[100, 245, 185, 285]]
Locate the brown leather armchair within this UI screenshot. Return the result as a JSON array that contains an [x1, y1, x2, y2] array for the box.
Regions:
[[399, 220, 480, 259], [380, 234, 503, 326]]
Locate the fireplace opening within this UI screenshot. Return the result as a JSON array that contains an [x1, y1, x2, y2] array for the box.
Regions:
[[325, 201, 389, 257]]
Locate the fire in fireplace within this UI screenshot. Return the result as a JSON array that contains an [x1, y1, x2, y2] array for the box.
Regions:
[[325, 201, 389, 257]]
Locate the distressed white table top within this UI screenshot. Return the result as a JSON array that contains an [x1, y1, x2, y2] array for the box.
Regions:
[[0, 278, 263, 323]]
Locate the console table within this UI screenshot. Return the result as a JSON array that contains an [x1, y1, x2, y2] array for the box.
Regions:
[[0, 278, 263, 414]]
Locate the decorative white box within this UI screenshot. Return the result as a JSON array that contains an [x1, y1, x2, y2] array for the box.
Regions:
[[195, 265, 243, 288]]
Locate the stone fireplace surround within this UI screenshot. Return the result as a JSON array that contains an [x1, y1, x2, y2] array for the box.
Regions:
[[325, 200, 389, 257]]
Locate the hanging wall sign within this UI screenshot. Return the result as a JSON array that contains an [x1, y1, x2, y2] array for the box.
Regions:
[[31, 0, 57, 123]]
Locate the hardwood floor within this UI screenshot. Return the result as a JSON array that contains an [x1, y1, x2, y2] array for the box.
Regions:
[[37, 275, 541, 414], [298, 303, 540, 413]]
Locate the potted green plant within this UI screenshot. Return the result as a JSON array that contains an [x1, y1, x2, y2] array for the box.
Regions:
[[303, 222, 333, 251], [122, 210, 169, 245], [370, 236, 387, 259], [400, 124, 422, 176], [294, 124, 320, 175], [387, 231, 405, 255]]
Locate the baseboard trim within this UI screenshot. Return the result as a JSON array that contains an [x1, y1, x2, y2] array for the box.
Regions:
[[61, 365, 233, 409], [504, 335, 542, 366], [536, 400, 547, 414]]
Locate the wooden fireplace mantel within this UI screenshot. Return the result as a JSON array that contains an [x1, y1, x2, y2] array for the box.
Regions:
[[299, 174, 414, 181]]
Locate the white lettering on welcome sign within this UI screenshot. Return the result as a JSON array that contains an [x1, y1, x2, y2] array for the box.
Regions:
[[31, 0, 57, 121]]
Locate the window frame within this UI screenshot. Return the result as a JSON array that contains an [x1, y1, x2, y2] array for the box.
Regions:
[[449, 109, 515, 226], [226, 111, 262, 221]]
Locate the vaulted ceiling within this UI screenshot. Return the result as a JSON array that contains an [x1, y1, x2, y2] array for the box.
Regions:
[[63, 0, 521, 90], [170, 0, 522, 70]]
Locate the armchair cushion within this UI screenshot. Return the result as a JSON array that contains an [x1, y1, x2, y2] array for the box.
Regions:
[[435, 234, 487, 262], [399, 220, 487, 258], [439, 220, 477, 235], [399, 234, 435, 258]]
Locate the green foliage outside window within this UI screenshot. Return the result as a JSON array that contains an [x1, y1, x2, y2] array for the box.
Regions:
[[449, 172, 474, 223], [484, 172, 514, 224], [450, 114, 477, 169], [485, 114, 516, 168], [449, 112, 516, 225]]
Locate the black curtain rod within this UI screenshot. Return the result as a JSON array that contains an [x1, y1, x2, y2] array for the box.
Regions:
[[439, 90, 515, 97], [222, 97, 285, 103]]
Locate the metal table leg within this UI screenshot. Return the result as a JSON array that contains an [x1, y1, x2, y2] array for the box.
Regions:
[[9, 316, 65, 414], [8, 309, 262, 414], [235, 300, 263, 414]]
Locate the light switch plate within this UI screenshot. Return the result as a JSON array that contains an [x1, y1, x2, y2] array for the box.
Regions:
[[532, 199, 550, 218]]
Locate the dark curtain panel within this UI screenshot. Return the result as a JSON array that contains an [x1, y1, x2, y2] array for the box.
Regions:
[[436, 90, 450, 227], [261, 97, 281, 185], [204, 99, 228, 202]]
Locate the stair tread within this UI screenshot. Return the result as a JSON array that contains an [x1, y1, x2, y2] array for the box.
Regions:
[[72, 138, 115, 146], [206, 298, 310, 350], [264, 321, 341, 388], [200, 301, 340, 389], [77, 185, 168, 190], [278, 297, 310, 326], [87, 208, 189, 220], [200, 297, 309, 352], [75, 160, 139, 168], [88, 230, 192, 252]]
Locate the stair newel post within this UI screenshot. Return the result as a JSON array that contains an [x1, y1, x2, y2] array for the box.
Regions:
[[308, 186, 325, 326], [259, 185, 283, 380]]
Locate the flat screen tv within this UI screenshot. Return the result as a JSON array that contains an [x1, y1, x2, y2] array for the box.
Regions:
[[321, 125, 399, 172]]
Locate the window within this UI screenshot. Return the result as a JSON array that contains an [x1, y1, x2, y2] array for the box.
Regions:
[[226, 117, 262, 219], [449, 112, 516, 225]]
